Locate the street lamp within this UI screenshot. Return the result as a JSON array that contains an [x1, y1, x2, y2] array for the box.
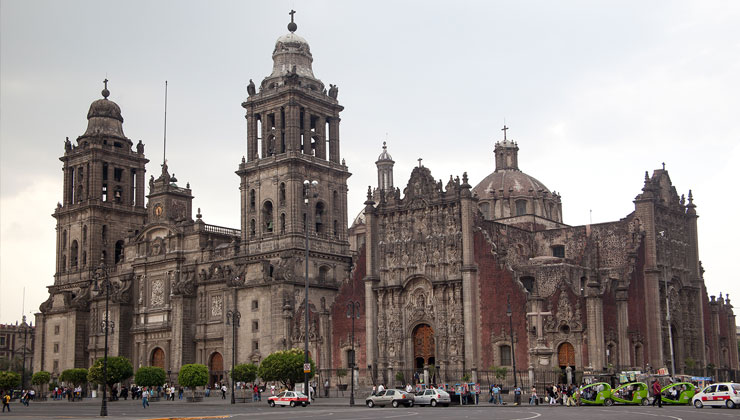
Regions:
[[346, 300, 360, 406], [92, 257, 115, 417], [303, 180, 318, 398], [506, 295, 517, 389], [226, 308, 241, 404], [20, 316, 29, 391]]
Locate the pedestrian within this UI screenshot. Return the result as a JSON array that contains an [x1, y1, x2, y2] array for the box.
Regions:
[[651, 379, 662, 408], [529, 386, 538, 405], [205, 385, 211, 397], [142, 388, 150, 408], [221, 383, 227, 399], [120, 386, 128, 400], [371, 384, 377, 396], [377, 383, 385, 394], [178, 386, 184, 400], [514, 385, 522, 406], [324, 379, 329, 397], [2, 393, 10, 412]]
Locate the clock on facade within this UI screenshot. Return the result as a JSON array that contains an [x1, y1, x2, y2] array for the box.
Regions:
[[154, 203, 163, 217]]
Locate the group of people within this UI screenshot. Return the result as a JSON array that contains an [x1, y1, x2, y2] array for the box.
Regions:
[[52, 386, 82, 401]]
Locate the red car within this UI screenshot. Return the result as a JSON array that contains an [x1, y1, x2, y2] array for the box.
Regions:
[[268, 390, 310, 407]]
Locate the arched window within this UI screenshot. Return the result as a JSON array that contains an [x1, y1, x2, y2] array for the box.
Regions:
[[499, 344, 512, 366], [70, 240, 79, 268], [82, 225, 87, 244], [115, 240, 125, 263], [62, 230, 67, 249], [102, 225, 107, 244], [114, 186, 123, 203], [319, 266, 330, 284], [515, 199, 527, 216], [280, 213, 286, 234], [606, 342, 616, 366], [333, 220, 338, 237], [315, 202, 325, 233], [279, 183, 286, 206], [151, 348, 165, 369], [82, 251, 87, 267], [333, 190, 338, 210], [262, 201, 274, 233], [61, 255, 66, 272], [250, 219, 256, 237], [249, 190, 256, 211]]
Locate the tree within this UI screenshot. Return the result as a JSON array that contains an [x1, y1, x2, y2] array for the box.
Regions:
[[489, 365, 508, 381], [178, 364, 208, 400], [231, 363, 258, 384], [0, 371, 20, 392], [31, 371, 51, 396], [395, 371, 405, 386], [257, 348, 315, 390], [335, 368, 347, 396], [60, 368, 89, 386], [134, 367, 166, 388], [88, 356, 133, 392]]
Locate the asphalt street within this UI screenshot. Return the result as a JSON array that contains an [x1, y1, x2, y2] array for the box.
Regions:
[[0, 398, 737, 420]]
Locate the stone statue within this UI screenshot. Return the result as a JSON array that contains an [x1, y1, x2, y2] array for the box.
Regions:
[[247, 79, 256, 96], [328, 84, 338, 99], [149, 175, 154, 190], [136, 140, 144, 154], [64, 137, 72, 152]]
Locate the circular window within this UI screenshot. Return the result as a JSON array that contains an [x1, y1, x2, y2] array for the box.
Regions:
[[560, 324, 571, 335]]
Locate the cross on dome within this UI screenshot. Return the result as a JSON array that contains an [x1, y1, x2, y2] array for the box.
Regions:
[[288, 9, 297, 32]]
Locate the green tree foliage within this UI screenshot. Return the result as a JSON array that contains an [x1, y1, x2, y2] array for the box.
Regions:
[[0, 371, 20, 391], [60, 368, 89, 386], [31, 371, 51, 386], [134, 366, 167, 388], [335, 368, 347, 385], [488, 365, 508, 380], [231, 363, 258, 384], [178, 364, 208, 388], [88, 356, 133, 389], [257, 348, 315, 390]]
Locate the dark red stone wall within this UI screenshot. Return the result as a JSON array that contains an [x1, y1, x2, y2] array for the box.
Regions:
[[474, 228, 530, 369], [330, 246, 367, 370], [627, 240, 648, 367]]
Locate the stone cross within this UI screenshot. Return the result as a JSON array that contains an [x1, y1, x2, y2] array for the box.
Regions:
[[501, 125, 509, 141], [526, 306, 552, 343], [289, 9, 296, 22]]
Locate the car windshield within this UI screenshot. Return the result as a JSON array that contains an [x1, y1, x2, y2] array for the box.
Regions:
[[295, 392, 306, 398], [703, 385, 716, 393]]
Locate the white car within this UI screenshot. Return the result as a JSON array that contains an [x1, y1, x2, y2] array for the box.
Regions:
[[692, 382, 740, 409], [414, 388, 451, 407]]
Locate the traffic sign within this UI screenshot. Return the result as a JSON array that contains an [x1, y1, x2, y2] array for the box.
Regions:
[[303, 363, 311, 373]]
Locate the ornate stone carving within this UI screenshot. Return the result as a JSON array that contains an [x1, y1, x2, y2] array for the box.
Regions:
[[173, 270, 196, 297], [71, 285, 89, 310], [151, 278, 165, 307], [211, 295, 223, 317]]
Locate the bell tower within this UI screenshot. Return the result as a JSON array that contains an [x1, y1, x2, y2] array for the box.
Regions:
[[55, 80, 148, 282], [238, 14, 350, 252]]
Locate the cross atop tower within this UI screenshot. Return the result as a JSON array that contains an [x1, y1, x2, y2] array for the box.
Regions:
[[287, 10, 297, 32], [289, 9, 296, 22], [501, 125, 509, 141]]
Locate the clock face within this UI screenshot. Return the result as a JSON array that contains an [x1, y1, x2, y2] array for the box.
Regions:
[[154, 204, 163, 217]]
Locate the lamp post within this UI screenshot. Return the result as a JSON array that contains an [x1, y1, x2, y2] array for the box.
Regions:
[[303, 180, 318, 398], [92, 258, 114, 417], [346, 300, 360, 406], [226, 309, 241, 404], [20, 316, 29, 391], [506, 295, 517, 388]]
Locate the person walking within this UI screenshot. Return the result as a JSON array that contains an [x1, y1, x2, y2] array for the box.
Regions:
[[513, 385, 522, 406], [142, 388, 150, 409], [2, 393, 10, 412], [324, 379, 329, 397], [529, 385, 539, 405], [221, 384, 227, 399], [651, 379, 662, 408]]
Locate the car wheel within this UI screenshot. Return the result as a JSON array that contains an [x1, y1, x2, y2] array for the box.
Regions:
[[641, 398, 649, 406], [367, 400, 374, 408], [302, 402, 308, 407], [604, 398, 613, 406], [290, 401, 296, 407], [408, 401, 414, 407], [727, 400, 736, 409], [694, 400, 703, 408], [392, 400, 399, 408], [431, 399, 437, 407], [269, 400, 275, 407]]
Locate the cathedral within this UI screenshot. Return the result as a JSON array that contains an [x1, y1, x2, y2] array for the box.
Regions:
[[34, 16, 738, 387]]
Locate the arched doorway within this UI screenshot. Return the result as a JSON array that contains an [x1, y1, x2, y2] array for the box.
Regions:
[[209, 352, 224, 386], [558, 342, 576, 383], [151, 348, 165, 369], [413, 324, 435, 369]]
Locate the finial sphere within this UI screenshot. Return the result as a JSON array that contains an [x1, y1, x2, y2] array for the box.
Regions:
[[102, 88, 110, 98], [288, 21, 297, 32]]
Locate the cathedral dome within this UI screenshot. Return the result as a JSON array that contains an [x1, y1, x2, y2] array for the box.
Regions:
[[269, 31, 317, 80], [377, 141, 393, 162], [81, 82, 128, 140], [473, 170, 551, 198]]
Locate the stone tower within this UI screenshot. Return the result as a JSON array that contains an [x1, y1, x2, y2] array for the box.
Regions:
[[35, 81, 148, 373], [237, 14, 352, 361]]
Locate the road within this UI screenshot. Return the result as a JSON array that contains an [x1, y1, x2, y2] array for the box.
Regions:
[[1, 397, 737, 420]]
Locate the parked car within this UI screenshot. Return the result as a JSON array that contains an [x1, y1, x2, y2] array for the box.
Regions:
[[268, 391, 310, 407], [611, 382, 649, 405], [414, 388, 451, 407], [365, 389, 414, 408], [661, 382, 699, 405], [692, 382, 740, 409], [578, 382, 613, 406]]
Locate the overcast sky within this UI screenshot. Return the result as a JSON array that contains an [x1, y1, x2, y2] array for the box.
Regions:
[[1, 0, 739, 324]]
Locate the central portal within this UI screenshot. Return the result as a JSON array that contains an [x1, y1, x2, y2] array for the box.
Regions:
[[413, 324, 435, 369]]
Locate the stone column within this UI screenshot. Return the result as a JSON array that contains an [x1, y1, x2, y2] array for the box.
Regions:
[[135, 164, 146, 208], [615, 286, 631, 368], [709, 297, 720, 366], [246, 111, 258, 161], [363, 195, 379, 383], [585, 277, 605, 370], [460, 174, 478, 371], [328, 117, 340, 163], [285, 103, 300, 152], [315, 116, 326, 159]]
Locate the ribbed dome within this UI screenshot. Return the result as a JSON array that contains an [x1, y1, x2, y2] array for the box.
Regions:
[[472, 170, 551, 198], [82, 91, 127, 140], [377, 141, 393, 162], [269, 31, 317, 80]]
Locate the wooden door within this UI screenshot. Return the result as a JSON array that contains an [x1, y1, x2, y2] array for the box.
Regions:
[[558, 342, 575, 367], [151, 348, 165, 369], [413, 324, 435, 365]]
